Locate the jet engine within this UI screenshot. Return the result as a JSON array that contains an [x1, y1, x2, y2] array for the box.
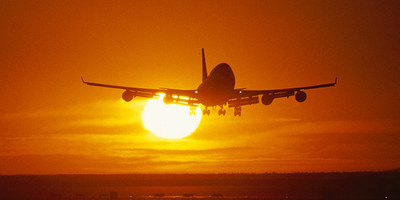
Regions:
[[163, 94, 173, 104], [261, 94, 274, 105], [122, 90, 135, 102], [295, 91, 307, 102]]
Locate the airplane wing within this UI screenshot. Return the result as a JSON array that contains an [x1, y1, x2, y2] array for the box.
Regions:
[[81, 77, 199, 105], [228, 78, 337, 107]]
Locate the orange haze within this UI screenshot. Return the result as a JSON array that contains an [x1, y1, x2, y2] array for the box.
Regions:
[[1, 0, 400, 174]]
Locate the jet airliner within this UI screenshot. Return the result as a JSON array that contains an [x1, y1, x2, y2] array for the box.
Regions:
[[82, 49, 336, 116]]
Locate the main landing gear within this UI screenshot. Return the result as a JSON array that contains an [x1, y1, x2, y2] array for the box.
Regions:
[[203, 105, 227, 116], [203, 107, 211, 116], [189, 105, 197, 116], [218, 105, 226, 116], [234, 106, 242, 116]]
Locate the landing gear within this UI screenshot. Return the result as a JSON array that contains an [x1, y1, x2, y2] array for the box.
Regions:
[[203, 107, 210, 116], [202, 105, 227, 116], [189, 105, 196, 116], [234, 106, 241, 116], [218, 105, 226, 116]]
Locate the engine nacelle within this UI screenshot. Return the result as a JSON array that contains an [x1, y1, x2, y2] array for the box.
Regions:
[[122, 90, 135, 102], [261, 94, 274, 105], [163, 94, 173, 104], [295, 91, 307, 102]]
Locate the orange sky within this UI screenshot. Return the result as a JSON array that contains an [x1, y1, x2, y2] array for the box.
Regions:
[[1, 0, 400, 174]]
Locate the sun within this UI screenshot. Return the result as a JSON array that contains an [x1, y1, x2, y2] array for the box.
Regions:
[[141, 94, 202, 139]]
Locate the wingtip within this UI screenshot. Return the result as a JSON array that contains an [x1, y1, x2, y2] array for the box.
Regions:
[[81, 76, 86, 84], [334, 77, 337, 85]]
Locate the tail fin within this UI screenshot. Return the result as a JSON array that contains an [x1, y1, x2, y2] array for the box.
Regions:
[[202, 48, 207, 83]]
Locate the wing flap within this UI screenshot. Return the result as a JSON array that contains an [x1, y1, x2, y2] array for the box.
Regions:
[[82, 77, 165, 93], [82, 77, 198, 105], [228, 96, 259, 107], [229, 78, 337, 106], [239, 78, 337, 97]]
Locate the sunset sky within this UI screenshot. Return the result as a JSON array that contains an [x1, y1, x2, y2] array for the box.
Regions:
[[1, 0, 399, 174]]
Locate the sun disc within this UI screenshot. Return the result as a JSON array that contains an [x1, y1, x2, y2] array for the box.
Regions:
[[142, 95, 202, 139]]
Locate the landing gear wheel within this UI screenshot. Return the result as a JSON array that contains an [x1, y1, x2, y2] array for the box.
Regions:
[[234, 106, 242, 116], [218, 108, 226, 116], [203, 107, 210, 116], [189, 106, 196, 116], [218, 105, 226, 116]]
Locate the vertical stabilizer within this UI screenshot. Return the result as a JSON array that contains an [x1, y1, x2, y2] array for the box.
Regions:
[[202, 48, 207, 83]]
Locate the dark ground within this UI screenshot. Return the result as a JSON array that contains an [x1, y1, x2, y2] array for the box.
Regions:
[[1, 172, 399, 200]]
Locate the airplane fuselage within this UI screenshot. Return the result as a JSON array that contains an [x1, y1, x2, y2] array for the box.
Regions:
[[196, 63, 235, 106]]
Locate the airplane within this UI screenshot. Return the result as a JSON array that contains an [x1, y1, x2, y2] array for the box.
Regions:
[[82, 49, 336, 116]]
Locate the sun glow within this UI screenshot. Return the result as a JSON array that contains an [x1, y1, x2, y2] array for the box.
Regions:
[[142, 94, 202, 139]]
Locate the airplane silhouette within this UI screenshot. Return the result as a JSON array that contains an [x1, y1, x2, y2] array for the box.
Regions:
[[82, 49, 336, 116]]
